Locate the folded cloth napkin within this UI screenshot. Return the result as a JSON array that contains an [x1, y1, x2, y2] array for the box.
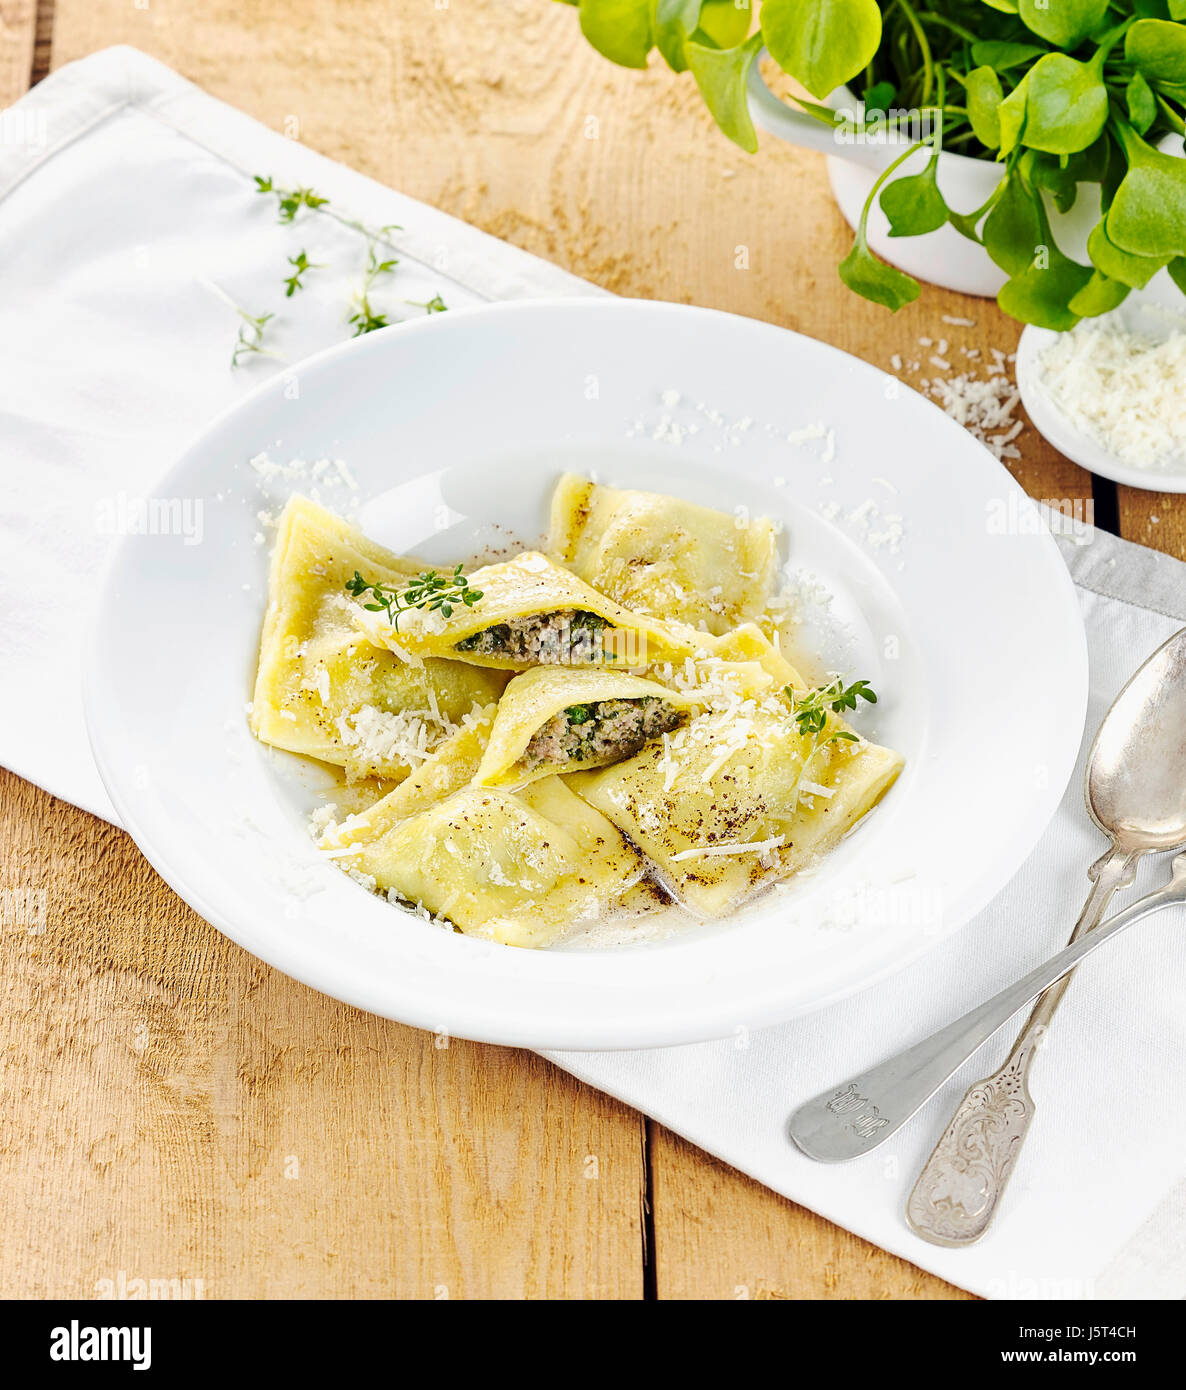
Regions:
[[3, 46, 1185, 1300]]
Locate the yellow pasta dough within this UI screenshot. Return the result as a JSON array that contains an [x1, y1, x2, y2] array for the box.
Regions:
[[251, 496, 506, 780], [549, 473, 778, 635]]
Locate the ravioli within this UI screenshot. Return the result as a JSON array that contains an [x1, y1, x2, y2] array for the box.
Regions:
[[568, 695, 903, 917], [475, 667, 697, 789], [549, 473, 778, 636], [320, 704, 497, 850], [351, 549, 715, 671], [325, 780, 645, 948], [251, 497, 506, 780]]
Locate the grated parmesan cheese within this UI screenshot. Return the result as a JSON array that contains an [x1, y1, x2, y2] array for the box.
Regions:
[[671, 835, 786, 862], [1036, 322, 1186, 471]]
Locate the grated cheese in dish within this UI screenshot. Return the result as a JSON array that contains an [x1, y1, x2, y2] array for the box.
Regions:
[[1035, 323, 1186, 471]]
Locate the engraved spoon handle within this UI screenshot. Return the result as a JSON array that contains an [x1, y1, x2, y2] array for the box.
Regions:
[[787, 853, 1186, 1163], [905, 844, 1140, 1246]]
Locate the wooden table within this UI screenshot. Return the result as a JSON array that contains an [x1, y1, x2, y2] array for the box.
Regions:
[[1, 1, 1181, 1302]]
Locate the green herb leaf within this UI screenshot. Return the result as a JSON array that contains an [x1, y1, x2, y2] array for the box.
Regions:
[[1170, 257, 1186, 295], [862, 79, 896, 114], [839, 139, 925, 309], [1126, 72, 1158, 135], [345, 565, 483, 631], [1087, 217, 1170, 287], [838, 235, 920, 309], [761, 0, 882, 101], [686, 33, 764, 152], [1106, 118, 1186, 259], [996, 191, 1092, 329], [969, 40, 1047, 71], [695, 0, 753, 49], [1126, 18, 1186, 89], [1067, 270, 1131, 316], [1017, 0, 1108, 49], [982, 169, 1041, 274], [966, 66, 1004, 148], [1018, 53, 1108, 155], [1028, 152, 1079, 215], [997, 76, 1029, 155], [654, 0, 700, 71], [784, 677, 878, 740], [879, 151, 949, 236], [579, 0, 653, 69]]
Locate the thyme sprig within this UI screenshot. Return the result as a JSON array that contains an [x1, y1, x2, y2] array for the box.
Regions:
[[785, 677, 878, 744], [345, 566, 484, 630], [283, 250, 323, 298], [349, 233, 400, 336], [254, 175, 329, 223]]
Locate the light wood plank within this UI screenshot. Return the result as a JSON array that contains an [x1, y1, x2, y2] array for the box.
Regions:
[[650, 1127, 973, 1300], [1117, 487, 1186, 562], [0, 772, 645, 1299], [0, 0, 36, 104]]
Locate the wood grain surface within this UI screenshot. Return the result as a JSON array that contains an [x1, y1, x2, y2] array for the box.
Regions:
[[2, 0, 1180, 1301]]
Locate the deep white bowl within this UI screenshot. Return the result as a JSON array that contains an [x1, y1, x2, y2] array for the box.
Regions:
[[85, 299, 1087, 1048]]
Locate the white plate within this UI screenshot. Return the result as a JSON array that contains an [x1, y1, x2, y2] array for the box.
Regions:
[[1016, 277, 1186, 493], [85, 299, 1087, 1049]]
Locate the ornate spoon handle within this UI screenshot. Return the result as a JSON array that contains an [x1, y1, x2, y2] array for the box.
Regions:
[[787, 853, 1184, 1164], [904, 844, 1140, 1246]]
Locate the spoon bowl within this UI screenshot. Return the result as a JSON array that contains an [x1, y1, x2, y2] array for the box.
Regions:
[[1088, 627, 1186, 852]]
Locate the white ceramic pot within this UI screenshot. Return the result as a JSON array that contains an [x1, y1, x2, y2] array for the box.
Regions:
[[746, 62, 1099, 298]]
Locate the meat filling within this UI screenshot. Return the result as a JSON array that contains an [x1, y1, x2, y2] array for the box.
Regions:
[[455, 609, 613, 664], [522, 697, 683, 772]]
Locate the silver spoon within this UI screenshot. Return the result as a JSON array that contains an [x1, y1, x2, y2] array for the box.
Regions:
[[788, 627, 1186, 1187], [790, 853, 1186, 1163]]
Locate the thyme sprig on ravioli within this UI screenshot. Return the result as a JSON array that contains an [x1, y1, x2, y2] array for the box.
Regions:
[[785, 677, 878, 745], [346, 565, 484, 631]]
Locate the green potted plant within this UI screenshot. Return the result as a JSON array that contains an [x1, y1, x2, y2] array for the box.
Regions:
[[558, 0, 1186, 328]]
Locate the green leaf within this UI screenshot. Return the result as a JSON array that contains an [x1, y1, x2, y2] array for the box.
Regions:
[[948, 181, 1006, 243], [982, 169, 1042, 275], [761, 0, 882, 100], [1018, 0, 1108, 47], [879, 152, 949, 236], [1087, 218, 1170, 286], [686, 33, 764, 151], [981, 0, 1019, 12], [966, 66, 1004, 148], [838, 142, 923, 311], [1126, 72, 1158, 135], [1028, 151, 1079, 214], [1169, 257, 1186, 294], [1063, 138, 1110, 187], [1172, 0, 1186, 18], [1068, 271, 1131, 316], [969, 40, 1046, 70], [654, 0, 700, 71], [579, 0, 653, 68], [1107, 119, 1186, 258], [998, 245, 1093, 329], [862, 79, 896, 114], [1018, 53, 1108, 155], [696, 0, 753, 48], [998, 77, 1029, 155], [1126, 18, 1186, 88]]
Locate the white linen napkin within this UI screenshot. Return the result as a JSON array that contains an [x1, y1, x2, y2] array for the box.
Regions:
[[4, 46, 1185, 1300]]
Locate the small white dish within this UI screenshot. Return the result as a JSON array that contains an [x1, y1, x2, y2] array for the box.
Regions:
[[84, 299, 1087, 1049], [1016, 278, 1186, 494]]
